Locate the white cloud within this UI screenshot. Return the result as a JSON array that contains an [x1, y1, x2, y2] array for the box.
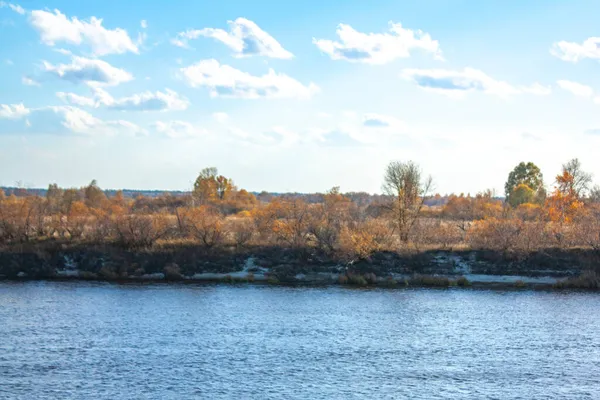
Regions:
[[362, 113, 405, 129], [153, 120, 206, 138], [56, 91, 97, 107], [313, 22, 442, 64], [401, 68, 549, 98], [521, 83, 552, 96], [212, 112, 229, 123], [53, 48, 72, 55], [180, 59, 319, 99], [0, 104, 144, 136], [0, 2, 25, 14], [109, 89, 188, 111], [140, 20, 147, 29], [172, 18, 293, 59], [0, 103, 30, 119], [29, 9, 138, 56], [22, 76, 39, 86], [57, 88, 189, 111], [42, 56, 133, 86], [551, 37, 600, 62], [557, 80, 594, 97]]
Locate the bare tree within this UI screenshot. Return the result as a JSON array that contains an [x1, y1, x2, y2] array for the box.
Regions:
[[562, 158, 592, 198], [382, 161, 433, 242]]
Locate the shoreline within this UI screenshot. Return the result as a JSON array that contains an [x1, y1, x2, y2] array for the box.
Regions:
[[1, 243, 596, 290]]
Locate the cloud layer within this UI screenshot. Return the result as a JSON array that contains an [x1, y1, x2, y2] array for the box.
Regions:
[[401, 68, 550, 98], [42, 56, 133, 86], [153, 120, 207, 138], [313, 22, 442, 64], [57, 88, 189, 112], [29, 9, 139, 56], [551, 37, 600, 62], [172, 18, 293, 59], [180, 59, 319, 99], [0, 104, 144, 136]]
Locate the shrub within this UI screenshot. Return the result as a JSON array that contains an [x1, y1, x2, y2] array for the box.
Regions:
[[347, 274, 368, 286], [164, 263, 182, 280], [456, 276, 470, 287], [514, 280, 526, 288], [554, 271, 600, 289]]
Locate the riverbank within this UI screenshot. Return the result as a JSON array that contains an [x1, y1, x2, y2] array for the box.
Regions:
[[1, 242, 598, 289]]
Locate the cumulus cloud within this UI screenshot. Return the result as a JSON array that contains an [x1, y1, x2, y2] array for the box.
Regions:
[[29, 9, 138, 56], [401, 68, 550, 98], [172, 17, 293, 59], [557, 80, 594, 97], [551, 37, 600, 62], [0, 103, 30, 119], [140, 20, 147, 29], [108, 89, 188, 111], [57, 88, 189, 111], [42, 56, 133, 86], [180, 59, 319, 99], [0, 2, 25, 14], [313, 22, 442, 64], [56, 91, 98, 107], [0, 104, 144, 135], [153, 120, 206, 138]]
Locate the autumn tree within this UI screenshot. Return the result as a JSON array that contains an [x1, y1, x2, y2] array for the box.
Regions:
[[115, 212, 172, 248], [193, 167, 236, 205], [61, 188, 82, 214], [270, 199, 311, 248], [46, 183, 63, 213], [505, 162, 545, 207], [561, 158, 592, 198], [546, 170, 584, 224], [382, 160, 433, 242], [307, 187, 352, 252], [84, 180, 107, 209], [442, 194, 474, 237], [178, 206, 224, 248]]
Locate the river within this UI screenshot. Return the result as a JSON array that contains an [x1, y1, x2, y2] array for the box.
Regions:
[[1, 282, 599, 399]]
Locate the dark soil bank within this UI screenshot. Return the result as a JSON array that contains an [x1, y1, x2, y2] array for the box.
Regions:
[[1, 242, 598, 288]]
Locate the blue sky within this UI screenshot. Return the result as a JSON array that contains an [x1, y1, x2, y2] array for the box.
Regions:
[[2, 0, 600, 194]]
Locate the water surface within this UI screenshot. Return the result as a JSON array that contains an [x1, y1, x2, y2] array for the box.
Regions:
[[1, 282, 599, 399]]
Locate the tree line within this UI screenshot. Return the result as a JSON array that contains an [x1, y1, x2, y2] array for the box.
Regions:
[[1, 159, 600, 263]]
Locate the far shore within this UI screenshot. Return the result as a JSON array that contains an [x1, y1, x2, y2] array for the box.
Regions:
[[1, 242, 598, 290]]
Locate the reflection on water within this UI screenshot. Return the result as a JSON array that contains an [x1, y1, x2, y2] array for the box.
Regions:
[[1, 282, 599, 399]]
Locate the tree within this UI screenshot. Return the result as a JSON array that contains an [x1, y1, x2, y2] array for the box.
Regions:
[[546, 171, 584, 224], [46, 183, 63, 213], [442, 194, 474, 238], [84, 180, 107, 209], [193, 167, 236, 204], [589, 185, 600, 204], [193, 168, 218, 204], [505, 162, 545, 207], [382, 160, 433, 242], [509, 184, 535, 207], [561, 158, 592, 198]]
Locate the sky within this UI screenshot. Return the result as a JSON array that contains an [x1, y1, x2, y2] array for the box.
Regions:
[[1, 0, 600, 195]]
